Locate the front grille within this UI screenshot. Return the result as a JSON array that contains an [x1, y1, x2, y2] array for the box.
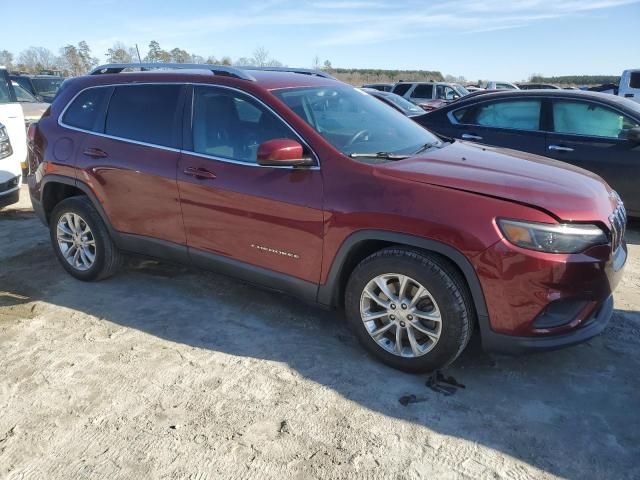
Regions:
[[609, 202, 627, 252]]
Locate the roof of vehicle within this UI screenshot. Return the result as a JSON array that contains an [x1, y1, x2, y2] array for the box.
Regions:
[[439, 89, 640, 115], [55, 69, 342, 98], [361, 88, 394, 96], [395, 81, 457, 86]]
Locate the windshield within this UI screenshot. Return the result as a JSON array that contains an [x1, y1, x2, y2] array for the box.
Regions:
[[0, 73, 10, 103], [452, 84, 469, 97], [273, 86, 440, 156], [32, 78, 63, 97], [378, 92, 424, 115], [11, 82, 38, 103]]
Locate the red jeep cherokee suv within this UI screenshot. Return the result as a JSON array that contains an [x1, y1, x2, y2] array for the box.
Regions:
[[27, 64, 627, 372]]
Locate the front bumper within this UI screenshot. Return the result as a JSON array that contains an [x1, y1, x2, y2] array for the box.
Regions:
[[0, 175, 21, 208], [480, 294, 614, 354], [474, 236, 626, 354]]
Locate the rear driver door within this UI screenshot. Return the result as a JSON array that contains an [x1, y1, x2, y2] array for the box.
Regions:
[[545, 98, 640, 213]]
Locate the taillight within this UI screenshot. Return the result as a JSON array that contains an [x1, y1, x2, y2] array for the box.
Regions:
[[27, 122, 37, 143]]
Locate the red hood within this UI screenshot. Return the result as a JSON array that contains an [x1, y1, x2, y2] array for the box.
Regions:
[[378, 141, 618, 223]]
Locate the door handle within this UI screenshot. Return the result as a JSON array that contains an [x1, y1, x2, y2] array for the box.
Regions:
[[461, 133, 483, 141], [548, 145, 574, 152], [83, 147, 108, 159], [624, 93, 634, 98], [183, 166, 216, 180]]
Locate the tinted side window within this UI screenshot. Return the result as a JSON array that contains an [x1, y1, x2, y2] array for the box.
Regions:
[[411, 84, 433, 99], [630, 72, 640, 89], [62, 87, 111, 132], [192, 86, 297, 164], [436, 85, 457, 100], [552, 100, 640, 139], [452, 108, 468, 122], [105, 85, 182, 148], [474, 100, 541, 130], [392, 83, 411, 96]]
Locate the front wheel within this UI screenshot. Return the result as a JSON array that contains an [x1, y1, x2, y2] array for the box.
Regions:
[[345, 248, 474, 373]]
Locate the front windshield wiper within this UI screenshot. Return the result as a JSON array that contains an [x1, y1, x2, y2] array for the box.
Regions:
[[349, 152, 410, 160], [412, 142, 439, 155]]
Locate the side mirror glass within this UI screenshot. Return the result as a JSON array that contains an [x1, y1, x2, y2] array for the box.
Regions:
[[257, 139, 314, 167], [627, 127, 640, 143]]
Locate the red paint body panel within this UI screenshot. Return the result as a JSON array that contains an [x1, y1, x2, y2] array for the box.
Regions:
[[76, 136, 186, 245], [28, 70, 627, 347], [379, 141, 619, 223], [177, 152, 324, 283]]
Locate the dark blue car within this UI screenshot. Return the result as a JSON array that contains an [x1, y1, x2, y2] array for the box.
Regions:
[[415, 90, 640, 216]]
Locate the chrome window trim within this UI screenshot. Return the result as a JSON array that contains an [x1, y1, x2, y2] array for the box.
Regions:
[[57, 82, 320, 170], [447, 95, 640, 139]]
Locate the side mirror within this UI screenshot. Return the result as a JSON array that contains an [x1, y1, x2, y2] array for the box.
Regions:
[[627, 127, 640, 143], [257, 139, 314, 167]]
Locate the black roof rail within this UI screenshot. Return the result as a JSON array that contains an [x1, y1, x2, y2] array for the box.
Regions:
[[89, 63, 257, 81], [239, 66, 337, 80]]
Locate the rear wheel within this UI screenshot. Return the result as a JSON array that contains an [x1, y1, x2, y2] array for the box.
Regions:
[[345, 247, 474, 373], [50, 196, 121, 281]]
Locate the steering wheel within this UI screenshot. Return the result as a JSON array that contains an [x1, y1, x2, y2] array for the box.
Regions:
[[345, 129, 370, 148]]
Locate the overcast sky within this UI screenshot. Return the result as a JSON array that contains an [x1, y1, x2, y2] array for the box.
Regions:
[[2, 0, 639, 80]]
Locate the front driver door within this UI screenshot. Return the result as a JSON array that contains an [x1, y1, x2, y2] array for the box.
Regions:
[[453, 98, 546, 155], [177, 85, 324, 289], [545, 99, 640, 214]]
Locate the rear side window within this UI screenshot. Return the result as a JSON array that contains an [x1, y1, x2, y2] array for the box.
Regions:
[[552, 100, 640, 139], [62, 87, 111, 132], [105, 85, 182, 148], [392, 83, 411, 96], [411, 84, 433, 99], [474, 100, 541, 130], [630, 72, 640, 89]]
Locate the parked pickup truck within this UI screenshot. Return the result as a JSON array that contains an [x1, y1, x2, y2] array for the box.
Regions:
[[619, 69, 640, 103]]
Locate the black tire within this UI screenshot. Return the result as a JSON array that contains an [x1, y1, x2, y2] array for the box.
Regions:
[[345, 247, 474, 373], [49, 196, 122, 281]]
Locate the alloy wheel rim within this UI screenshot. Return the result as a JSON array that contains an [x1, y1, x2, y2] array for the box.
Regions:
[[360, 273, 442, 357], [56, 213, 96, 271]]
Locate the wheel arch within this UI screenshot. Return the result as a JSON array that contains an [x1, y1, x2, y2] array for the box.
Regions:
[[41, 175, 114, 235], [317, 230, 489, 320]]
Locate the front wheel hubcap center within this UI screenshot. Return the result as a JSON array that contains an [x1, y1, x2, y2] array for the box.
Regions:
[[360, 273, 443, 358]]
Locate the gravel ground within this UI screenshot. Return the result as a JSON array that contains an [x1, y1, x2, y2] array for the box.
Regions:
[[1, 185, 639, 480]]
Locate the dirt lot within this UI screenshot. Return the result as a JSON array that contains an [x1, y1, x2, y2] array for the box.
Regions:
[[1, 185, 639, 480]]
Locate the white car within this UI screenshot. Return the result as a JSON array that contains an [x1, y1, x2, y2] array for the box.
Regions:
[[484, 81, 520, 90], [619, 69, 640, 103], [0, 67, 25, 208]]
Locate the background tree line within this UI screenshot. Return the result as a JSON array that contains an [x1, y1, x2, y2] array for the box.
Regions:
[[0, 41, 286, 77], [528, 73, 620, 86], [0, 41, 620, 87]]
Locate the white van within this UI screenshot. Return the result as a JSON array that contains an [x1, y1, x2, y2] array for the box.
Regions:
[[0, 67, 25, 208], [619, 69, 640, 103]]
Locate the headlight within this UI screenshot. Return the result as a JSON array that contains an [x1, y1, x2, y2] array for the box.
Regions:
[[498, 219, 607, 253], [0, 124, 13, 160]]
